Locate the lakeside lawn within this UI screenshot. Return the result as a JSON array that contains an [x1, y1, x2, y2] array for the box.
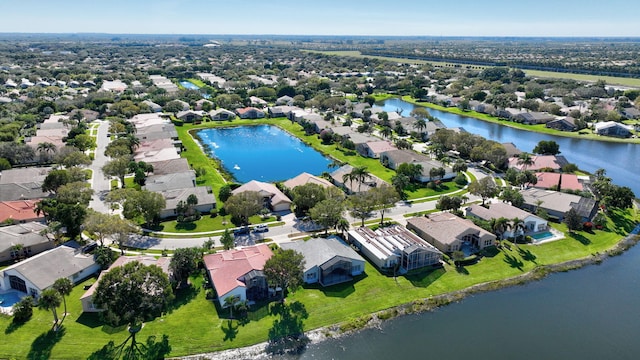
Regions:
[[2, 208, 636, 358]]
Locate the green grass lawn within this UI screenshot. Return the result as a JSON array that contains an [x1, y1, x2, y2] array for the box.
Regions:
[[155, 214, 278, 234], [1, 208, 636, 358]]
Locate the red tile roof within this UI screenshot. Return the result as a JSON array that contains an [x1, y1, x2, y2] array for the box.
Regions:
[[203, 244, 273, 298], [0, 199, 42, 222], [534, 173, 583, 191]]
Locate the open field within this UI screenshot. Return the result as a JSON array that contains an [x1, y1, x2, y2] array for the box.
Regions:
[[308, 50, 640, 87], [2, 208, 635, 358]]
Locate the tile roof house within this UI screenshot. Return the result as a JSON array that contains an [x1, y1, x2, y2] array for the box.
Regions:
[[0, 167, 52, 201], [0, 222, 54, 263], [283, 172, 335, 190], [0, 199, 43, 224], [203, 244, 274, 307], [347, 225, 442, 272], [236, 107, 265, 119], [147, 158, 191, 176], [501, 142, 522, 158], [533, 172, 584, 191], [157, 186, 216, 219], [143, 170, 197, 192], [231, 180, 292, 212], [0, 245, 100, 298], [507, 155, 569, 172], [280, 237, 365, 286], [465, 203, 548, 239], [406, 213, 496, 254], [519, 188, 598, 222], [80, 255, 172, 313]]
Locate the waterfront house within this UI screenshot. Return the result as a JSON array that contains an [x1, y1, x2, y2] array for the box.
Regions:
[[280, 237, 365, 286], [267, 105, 298, 118], [507, 155, 569, 172], [546, 117, 577, 132], [231, 180, 292, 212], [357, 140, 397, 159], [347, 225, 442, 272], [594, 121, 633, 137], [533, 172, 584, 192], [515, 112, 555, 125], [176, 110, 205, 123], [0, 245, 99, 298], [380, 149, 430, 170], [406, 213, 496, 254], [203, 244, 273, 308], [236, 107, 265, 119], [283, 172, 335, 190], [465, 203, 548, 239], [143, 170, 197, 192], [210, 108, 236, 121], [519, 188, 598, 222], [80, 255, 172, 313]]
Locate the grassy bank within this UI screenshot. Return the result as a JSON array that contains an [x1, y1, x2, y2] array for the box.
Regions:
[[2, 208, 635, 358], [400, 96, 640, 144]]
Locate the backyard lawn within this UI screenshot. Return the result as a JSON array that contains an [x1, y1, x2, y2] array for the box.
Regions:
[[2, 208, 636, 358]]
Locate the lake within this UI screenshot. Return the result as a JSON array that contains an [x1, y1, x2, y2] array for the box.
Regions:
[[380, 98, 640, 195], [293, 241, 640, 360], [197, 125, 332, 183]]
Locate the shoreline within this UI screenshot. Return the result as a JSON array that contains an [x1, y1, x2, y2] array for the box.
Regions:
[[173, 227, 640, 360], [398, 96, 640, 145]]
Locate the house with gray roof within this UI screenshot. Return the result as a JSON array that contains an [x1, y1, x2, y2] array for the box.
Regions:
[[0, 245, 99, 298], [519, 188, 598, 222], [158, 186, 216, 219], [407, 213, 496, 254], [176, 110, 205, 123], [143, 170, 196, 192], [329, 165, 387, 194], [380, 149, 430, 170], [210, 108, 236, 121], [594, 121, 633, 138], [515, 112, 556, 125], [347, 225, 442, 272], [136, 123, 179, 142], [0, 167, 52, 201], [0, 222, 54, 263], [280, 237, 365, 286], [142, 100, 162, 113], [546, 117, 577, 132], [465, 203, 548, 239], [147, 158, 191, 176]]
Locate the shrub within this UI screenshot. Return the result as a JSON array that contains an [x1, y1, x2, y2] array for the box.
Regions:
[[454, 173, 468, 186], [12, 296, 34, 322]]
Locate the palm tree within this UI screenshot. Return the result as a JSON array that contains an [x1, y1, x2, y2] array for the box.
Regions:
[[52, 278, 73, 321], [224, 294, 240, 319], [517, 152, 534, 172], [342, 172, 356, 194], [351, 166, 370, 193], [336, 217, 350, 239], [37, 142, 57, 162], [380, 126, 393, 139], [490, 217, 511, 240], [511, 217, 527, 243], [38, 288, 62, 331], [413, 118, 427, 134]]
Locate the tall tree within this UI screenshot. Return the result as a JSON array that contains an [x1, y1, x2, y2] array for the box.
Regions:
[[220, 228, 234, 250], [309, 198, 345, 234], [348, 192, 376, 227], [169, 247, 202, 288], [564, 208, 583, 232], [38, 288, 62, 331], [533, 140, 560, 155], [52, 278, 73, 322], [517, 152, 534, 172], [93, 261, 174, 327], [263, 249, 305, 301], [370, 185, 400, 225], [468, 177, 499, 206], [224, 191, 264, 226], [102, 156, 131, 188], [291, 183, 326, 217]]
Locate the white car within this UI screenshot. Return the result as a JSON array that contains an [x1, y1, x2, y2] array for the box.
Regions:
[[253, 224, 269, 232]]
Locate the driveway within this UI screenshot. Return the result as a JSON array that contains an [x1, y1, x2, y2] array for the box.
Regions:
[[88, 120, 113, 214]]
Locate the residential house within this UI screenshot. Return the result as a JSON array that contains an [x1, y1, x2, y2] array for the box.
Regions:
[[357, 140, 397, 158], [0, 245, 99, 298], [236, 107, 265, 119], [176, 110, 205, 123], [68, 109, 99, 121], [149, 75, 179, 94], [496, 108, 524, 120], [100, 80, 128, 93], [267, 106, 298, 118], [0, 167, 51, 201], [507, 155, 569, 172], [546, 117, 577, 132], [515, 112, 555, 125], [195, 99, 213, 111], [594, 121, 633, 137], [280, 237, 365, 286], [406, 213, 496, 254], [276, 95, 294, 106], [210, 108, 236, 121], [533, 172, 584, 192], [143, 170, 197, 192], [173, 100, 190, 112], [329, 126, 356, 139], [622, 107, 640, 120], [136, 123, 179, 142], [520, 188, 598, 222], [203, 244, 273, 308], [283, 172, 335, 190], [146, 158, 191, 176], [380, 149, 430, 170], [0, 222, 53, 263], [80, 255, 172, 313], [329, 165, 387, 194], [0, 199, 44, 224], [157, 186, 216, 219], [231, 180, 292, 212], [465, 203, 548, 239], [347, 225, 442, 272], [249, 96, 268, 106], [415, 160, 455, 182], [345, 133, 376, 149], [501, 142, 522, 158], [142, 100, 162, 113]]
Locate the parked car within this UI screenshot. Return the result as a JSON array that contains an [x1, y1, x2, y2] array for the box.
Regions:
[[233, 227, 251, 236], [253, 224, 268, 232]]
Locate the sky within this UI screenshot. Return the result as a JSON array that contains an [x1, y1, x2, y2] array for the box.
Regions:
[[0, 0, 638, 37]]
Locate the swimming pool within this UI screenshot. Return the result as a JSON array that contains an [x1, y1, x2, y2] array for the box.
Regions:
[[0, 291, 23, 308], [531, 231, 555, 242]]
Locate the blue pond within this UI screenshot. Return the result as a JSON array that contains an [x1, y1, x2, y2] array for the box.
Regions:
[[179, 80, 200, 90], [197, 125, 332, 183]]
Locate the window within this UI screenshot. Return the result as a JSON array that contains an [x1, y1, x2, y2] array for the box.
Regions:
[[306, 273, 316, 279], [9, 275, 27, 293]]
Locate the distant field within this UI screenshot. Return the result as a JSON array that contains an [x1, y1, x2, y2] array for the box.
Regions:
[[307, 50, 640, 87]]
